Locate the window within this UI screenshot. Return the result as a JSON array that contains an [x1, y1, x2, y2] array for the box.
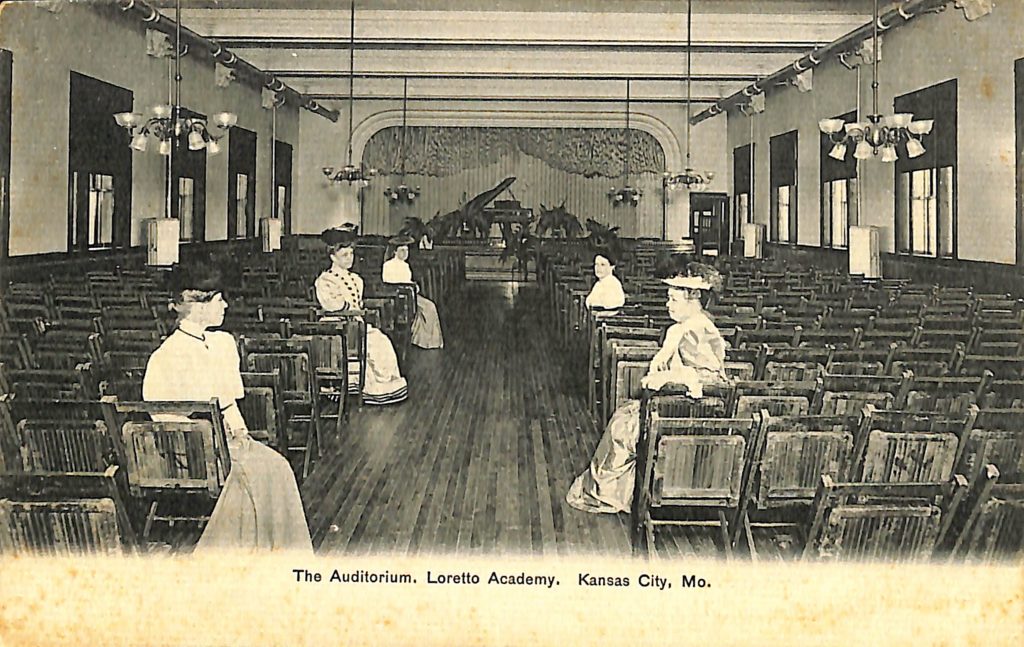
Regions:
[[178, 177, 195, 241], [896, 167, 954, 257], [732, 143, 753, 238], [822, 178, 857, 249], [274, 140, 293, 235], [171, 107, 206, 243], [70, 172, 115, 248], [234, 173, 249, 239], [227, 126, 256, 239], [770, 130, 797, 243], [67, 72, 133, 250], [894, 79, 957, 258], [820, 110, 857, 249]]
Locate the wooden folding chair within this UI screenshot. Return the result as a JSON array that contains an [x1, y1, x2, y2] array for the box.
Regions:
[[0, 466, 137, 555], [800, 473, 968, 562], [632, 392, 764, 559], [853, 405, 978, 484], [101, 399, 231, 542], [947, 464, 1024, 561]]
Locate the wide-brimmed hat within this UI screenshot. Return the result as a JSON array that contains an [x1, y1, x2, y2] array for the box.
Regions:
[[167, 252, 233, 303], [388, 235, 416, 247], [320, 228, 357, 248], [662, 275, 712, 290]]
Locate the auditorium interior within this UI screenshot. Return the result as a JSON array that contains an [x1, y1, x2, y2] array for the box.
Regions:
[[0, 0, 1022, 562]]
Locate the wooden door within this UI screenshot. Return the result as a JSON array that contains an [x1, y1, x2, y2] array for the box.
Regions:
[[690, 192, 729, 255]]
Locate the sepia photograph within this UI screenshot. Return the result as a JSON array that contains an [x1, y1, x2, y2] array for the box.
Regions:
[[0, 0, 1021, 644]]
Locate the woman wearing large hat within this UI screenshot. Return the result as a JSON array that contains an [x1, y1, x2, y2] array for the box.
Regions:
[[314, 228, 408, 405], [382, 234, 444, 349], [142, 255, 313, 552], [566, 261, 730, 514]]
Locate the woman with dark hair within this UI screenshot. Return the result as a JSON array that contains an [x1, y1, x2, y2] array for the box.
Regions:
[[584, 248, 626, 311], [566, 261, 729, 514], [142, 259, 313, 552], [315, 228, 408, 405], [382, 235, 444, 349]]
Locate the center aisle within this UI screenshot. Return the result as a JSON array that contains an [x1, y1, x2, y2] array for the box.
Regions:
[[302, 281, 636, 556]]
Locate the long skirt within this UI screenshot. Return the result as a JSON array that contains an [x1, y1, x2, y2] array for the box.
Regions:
[[360, 324, 408, 405], [566, 400, 641, 514], [411, 294, 444, 349], [195, 436, 313, 552]]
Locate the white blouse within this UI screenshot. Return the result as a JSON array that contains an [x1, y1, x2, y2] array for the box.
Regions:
[[142, 321, 247, 431], [382, 257, 413, 284], [585, 274, 626, 309]]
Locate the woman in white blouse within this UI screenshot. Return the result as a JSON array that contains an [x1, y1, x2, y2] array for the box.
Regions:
[[143, 264, 312, 552], [584, 250, 626, 310], [382, 235, 444, 350], [315, 229, 408, 405]]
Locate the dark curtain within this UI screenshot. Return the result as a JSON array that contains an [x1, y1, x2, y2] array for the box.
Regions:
[[227, 126, 256, 239], [1016, 58, 1023, 266], [770, 130, 798, 242], [733, 144, 752, 194], [68, 71, 133, 249], [894, 79, 957, 173], [0, 49, 11, 259], [820, 110, 858, 181]]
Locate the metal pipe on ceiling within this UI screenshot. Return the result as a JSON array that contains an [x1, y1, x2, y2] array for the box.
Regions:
[[690, 0, 952, 124], [114, 0, 340, 122]]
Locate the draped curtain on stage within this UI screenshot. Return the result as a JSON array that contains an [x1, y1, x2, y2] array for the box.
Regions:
[[360, 126, 667, 238]]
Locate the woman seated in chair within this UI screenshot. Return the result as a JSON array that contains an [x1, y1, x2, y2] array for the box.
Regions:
[[584, 249, 626, 311], [382, 235, 444, 350], [142, 259, 313, 552], [567, 262, 730, 514], [315, 228, 408, 405]]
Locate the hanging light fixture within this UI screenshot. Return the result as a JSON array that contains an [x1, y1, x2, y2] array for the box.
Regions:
[[609, 79, 641, 206], [113, 0, 236, 156], [323, 0, 377, 186], [819, 0, 933, 162], [665, 0, 714, 191], [385, 77, 420, 204]]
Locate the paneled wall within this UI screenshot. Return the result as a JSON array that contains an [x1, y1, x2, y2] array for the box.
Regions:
[[725, 4, 1024, 265], [0, 2, 300, 256]]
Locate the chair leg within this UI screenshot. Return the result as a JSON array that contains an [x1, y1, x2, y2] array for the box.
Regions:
[[645, 514, 655, 560], [718, 510, 733, 561], [143, 501, 158, 541], [742, 514, 758, 562]]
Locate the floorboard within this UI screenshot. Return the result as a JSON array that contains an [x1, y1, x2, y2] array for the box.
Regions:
[[302, 281, 653, 557]]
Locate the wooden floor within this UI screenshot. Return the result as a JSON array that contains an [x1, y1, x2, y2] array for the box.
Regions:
[[302, 281, 730, 558]]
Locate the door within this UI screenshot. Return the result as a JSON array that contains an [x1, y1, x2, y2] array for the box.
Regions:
[[690, 192, 729, 256]]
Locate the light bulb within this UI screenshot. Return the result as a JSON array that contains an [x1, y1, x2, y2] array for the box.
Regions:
[[158, 139, 172, 156], [908, 119, 933, 135], [854, 140, 872, 160], [828, 142, 847, 161], [818, 119, 844, 134], [152, 104, 172, 118], [207, 139, 221, 155], [114, 112, 140, 128], [906, 138, 926, 158], [188, 130, 206, 150], [130, 133, 148, 152], [880, 144, 897, 163]]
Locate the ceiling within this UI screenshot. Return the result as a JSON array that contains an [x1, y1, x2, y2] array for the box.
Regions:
[[156, 0, 875, 106]]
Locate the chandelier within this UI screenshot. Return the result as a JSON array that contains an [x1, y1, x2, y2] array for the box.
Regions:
[[818, 0, 933, 162], [324, 0, 377, 186], [665, 0, 714, 191], [386, 77, 420, 204], [113, 0, 236, 155], [609, 79, 641, 206]]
